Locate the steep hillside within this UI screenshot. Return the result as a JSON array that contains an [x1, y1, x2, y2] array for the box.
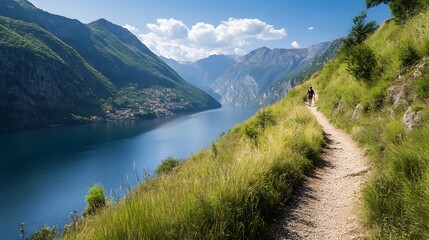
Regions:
[[0, 0, 220, 130], [0, 16, 114, 129], [212, 41, 339, 106], [161, 54, 240, 100], [306, 8, 429, 239]]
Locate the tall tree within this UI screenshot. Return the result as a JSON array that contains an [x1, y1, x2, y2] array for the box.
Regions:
[[342, 11, 377, 50], [366, 0, 429, 23]]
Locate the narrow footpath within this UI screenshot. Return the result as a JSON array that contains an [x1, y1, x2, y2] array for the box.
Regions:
[[269, 104, 371, 240]]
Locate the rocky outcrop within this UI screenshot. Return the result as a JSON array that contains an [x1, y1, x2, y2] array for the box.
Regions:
[[402, 107, 421, 130]]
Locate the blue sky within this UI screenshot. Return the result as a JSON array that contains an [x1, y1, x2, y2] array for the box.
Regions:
[[29, 0, 391, 61]]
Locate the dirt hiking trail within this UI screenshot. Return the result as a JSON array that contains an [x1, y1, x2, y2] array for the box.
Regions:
[[269, 104, 371, 240]]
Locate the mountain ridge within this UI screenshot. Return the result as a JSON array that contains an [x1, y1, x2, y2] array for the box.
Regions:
[[0, 0, 220, 130], [211, 41, 340, 106]]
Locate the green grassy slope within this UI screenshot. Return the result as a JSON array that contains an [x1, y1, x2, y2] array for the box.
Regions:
[[0, 16, 114, 129], [62, 84, 324, 239], [307, 9, 429, 239]]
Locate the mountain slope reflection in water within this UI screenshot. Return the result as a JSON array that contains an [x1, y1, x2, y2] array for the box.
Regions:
[[0, 106, 255, 240]]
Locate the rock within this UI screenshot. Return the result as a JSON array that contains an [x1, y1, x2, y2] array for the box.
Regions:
[[334, 102, 345, 115], [388, 84, 411, 107], [351, 103, 363, 119], [412, 57, 429, 78], [402, 107, 421, 130], [396, 70, 404, 79]]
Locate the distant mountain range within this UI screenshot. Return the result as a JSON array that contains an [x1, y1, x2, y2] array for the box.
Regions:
[[164, 41, 341, 107], [161, 55, 241, 100], [0, 0, 220, 130]]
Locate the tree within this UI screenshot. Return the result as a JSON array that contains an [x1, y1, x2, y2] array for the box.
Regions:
[[342, 11, 377, 50], [365, 0, 389, 8], [366, 0, 429, 23]]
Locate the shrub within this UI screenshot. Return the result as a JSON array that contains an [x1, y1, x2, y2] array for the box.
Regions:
[[345, 44, 379, 83], [243, 109, 276, 141], [389, 0, 428, 24], [84, 183, 106, 216], [255, 109, 276, 129], [27, 226, 57, 240], [155, 156, 181, 175], [399, 41, 421, 67]]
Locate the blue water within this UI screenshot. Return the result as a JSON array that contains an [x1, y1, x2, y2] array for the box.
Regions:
[[0, 107, 256, 240]]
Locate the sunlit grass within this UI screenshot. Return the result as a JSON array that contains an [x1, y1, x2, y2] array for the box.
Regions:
[[308, 8, 429, 239], [63, 86, 324, 239]]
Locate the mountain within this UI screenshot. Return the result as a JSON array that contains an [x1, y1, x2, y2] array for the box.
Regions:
[[211, 41, 341, 106], [161, 54, 240, 100], [0, 0, 220, 130], [260, 39, 342, 105], [0, 16, 114, 129]]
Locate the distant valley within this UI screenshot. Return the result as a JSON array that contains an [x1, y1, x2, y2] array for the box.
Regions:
[[164, 40, 341, 107]]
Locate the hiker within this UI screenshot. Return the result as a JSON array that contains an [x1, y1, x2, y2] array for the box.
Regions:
[[307, 86, 315, 106]]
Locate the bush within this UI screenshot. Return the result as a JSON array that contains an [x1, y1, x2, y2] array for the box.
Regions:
[[255, 109, 276, 129], [389, 0, 428, 24], [243, 109, 276, 141], [27, 226, 57, 240], [84, 183, 106, 216], [155, 156, 181, 175], [399, 42, 421, 67], [345, 44, 379, 83]]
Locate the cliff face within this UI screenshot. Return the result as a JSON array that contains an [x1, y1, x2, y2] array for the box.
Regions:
[[0, 0, 220, 130]]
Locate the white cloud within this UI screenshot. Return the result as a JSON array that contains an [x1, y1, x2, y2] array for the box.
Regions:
[[147, 18, 188, 39], [291, 41, 300, 48], [123, 24, 140, 35], [308, 26, 314, 31], [133, 18, 286, 61]]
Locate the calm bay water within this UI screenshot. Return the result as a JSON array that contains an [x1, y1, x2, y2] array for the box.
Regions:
[[0, 107, 256, 240]]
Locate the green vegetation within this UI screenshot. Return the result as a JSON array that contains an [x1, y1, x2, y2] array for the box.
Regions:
[[366, 0, 429, 23], [340, 11, 379, 83], [155, 156, 182, 175], [27, 226, 57, 240], [0, 1, 220, 130], [83, 184, 106, 216], [307, 7, 429, 238], [62, 84, 324, 239]]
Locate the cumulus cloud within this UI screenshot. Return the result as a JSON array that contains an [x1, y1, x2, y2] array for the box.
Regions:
[[308, 26, 314, 31], [291, 41, 300, 48], [126, 18, 286, 61], [123, 24, 140, 35]]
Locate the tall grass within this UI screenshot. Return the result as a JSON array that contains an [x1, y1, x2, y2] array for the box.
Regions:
[[308, 8, 429, 239], [63, 85, 324, 239]]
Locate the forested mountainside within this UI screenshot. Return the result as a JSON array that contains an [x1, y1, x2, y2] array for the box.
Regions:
[[0, 0, 220, 130]]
